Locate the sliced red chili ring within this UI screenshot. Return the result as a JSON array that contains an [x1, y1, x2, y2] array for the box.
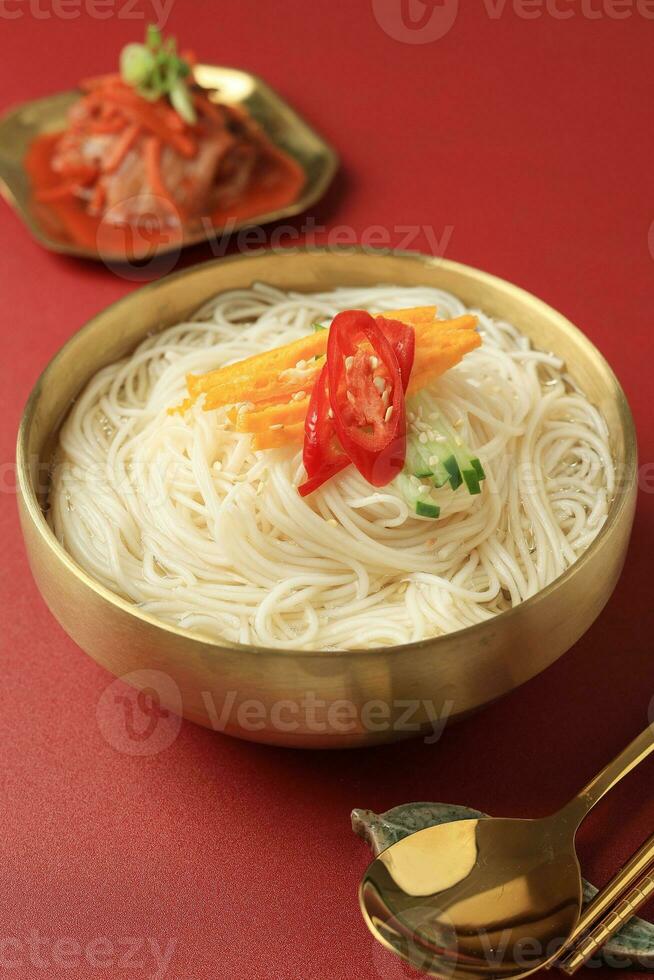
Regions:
[[298, 311, 415, 496], [327, 310, 407, 487], [298, 363, 349, 497]]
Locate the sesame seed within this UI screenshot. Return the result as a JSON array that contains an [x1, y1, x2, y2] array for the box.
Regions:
[[270, 423, 284, 430], [384, 406, 394, 422], [369, 355, 379, 369], [398, 582, 409, 595], [326, 518, 338, 527], [347, 391, 356, 406], [256, 482, 265, 495], [381, 389, 390, 406], [345, 356, 354, 370], [373, 376, 385, 393], [295, 359, 307, 370], [327, 408, 334, 420], [428, 456, 438, 466], [455, 437, 462, 447], [454, 418, 464, 428], [419, 432, 428, 444], [292, 390, 307, 401]]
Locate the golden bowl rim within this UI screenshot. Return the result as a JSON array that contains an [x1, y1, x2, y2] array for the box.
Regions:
[[16, 246, 638, 659]]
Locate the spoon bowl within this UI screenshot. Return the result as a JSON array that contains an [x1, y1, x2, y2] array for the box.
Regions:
[[360, 815, 582, 979], [359, 725, 654, 979]]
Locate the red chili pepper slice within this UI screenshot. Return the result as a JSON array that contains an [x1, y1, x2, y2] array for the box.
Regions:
[[327, 310, 407, 487], [298, 363, 349, 497], [298, 311, 415, 496]]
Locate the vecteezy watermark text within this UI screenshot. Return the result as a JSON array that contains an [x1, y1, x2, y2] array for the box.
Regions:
[[372, 0, 654, 46], [0, 931, 176, 977], [95, 205, 456, 281], [0, 0, 175, 25], [370, 917, 649, 979], [96, 670, 457, 753], [201, 689, 455, 744]]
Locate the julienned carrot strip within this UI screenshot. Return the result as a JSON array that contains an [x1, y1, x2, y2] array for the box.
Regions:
[[187, 332, 328, 397], [416, 314, 477, 337], [382, 306, 436, 324], [234, 396, 311, 433], [104, 122, 141, 173], [202, 366, 322, 413], [252, 421, 305, 450], [408, 330, 482, 395]]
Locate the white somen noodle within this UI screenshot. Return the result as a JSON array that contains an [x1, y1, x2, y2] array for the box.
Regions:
[[49, 284, 614, 650]]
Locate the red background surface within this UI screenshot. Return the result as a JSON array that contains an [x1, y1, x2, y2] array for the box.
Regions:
[[1, 2, 653, 978]]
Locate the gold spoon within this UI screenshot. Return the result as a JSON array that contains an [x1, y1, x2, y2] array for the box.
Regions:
[[359, 724, 654, 980]]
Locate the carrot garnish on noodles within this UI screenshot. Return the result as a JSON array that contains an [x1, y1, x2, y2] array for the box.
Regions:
[[172, 309, 481, 451], [228, 326, 480, 445], [179, 311, 478, 414], [184, 308, 441, 409], [252, 421, 305, 451]]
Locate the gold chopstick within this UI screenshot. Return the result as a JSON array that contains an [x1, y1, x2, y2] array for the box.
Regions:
[[556, 831, 654, 974], [560, 870, 654, 974]]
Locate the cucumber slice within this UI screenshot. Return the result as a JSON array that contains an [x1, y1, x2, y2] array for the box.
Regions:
[[462, 468, 481, 495], [405, 441, 433, 479], [443, 454, 462, 490], [421, 445, 451, 487], [407, 392, 486, 496], [393, 472, 441, 519]]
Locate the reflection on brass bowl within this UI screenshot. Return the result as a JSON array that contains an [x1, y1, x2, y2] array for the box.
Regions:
[[17, 250, 637, 748], [0, 65, 338, 261]]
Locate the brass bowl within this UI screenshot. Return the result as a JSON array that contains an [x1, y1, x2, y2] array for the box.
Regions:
[[17, 249, 637, 748]]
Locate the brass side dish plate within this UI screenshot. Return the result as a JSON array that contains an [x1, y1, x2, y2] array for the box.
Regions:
[[0, 65, 338, 261]]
